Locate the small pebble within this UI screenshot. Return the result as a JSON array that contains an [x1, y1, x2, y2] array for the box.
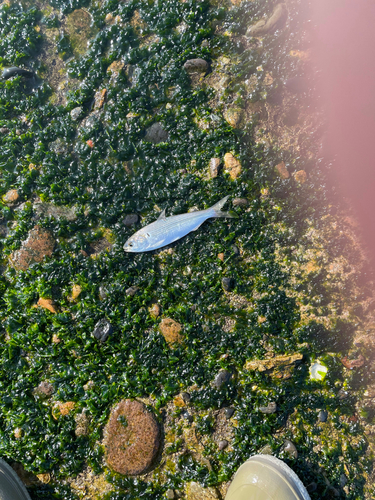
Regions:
[[222, 277, 235, 292], [126, 286, 140, 296], [218, 439, 228, 451], [98, 286, 109, 300], [224, 407, 235, 419], [209, 157, 221, 178], [92, 319, 113, 342], [123, 213, 139, 226], [70, 107, 83, 121], [318, 410, 328, 422], [183, 58, 208, 74], [232, 198, 249, 207], [282, 439, 298, 458], [213, 370, 232, 389], [181, 392, 191, 403], [182, 410, 193, 423], [166, 489, 175, 499], [259, 402, 277, 414]]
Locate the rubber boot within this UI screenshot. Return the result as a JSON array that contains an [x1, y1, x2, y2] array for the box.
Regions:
[[0, 458, 31, 500], [225, 454, 311, 500]]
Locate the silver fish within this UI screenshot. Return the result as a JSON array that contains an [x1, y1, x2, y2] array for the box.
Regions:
[[123, 196, 235, 253]]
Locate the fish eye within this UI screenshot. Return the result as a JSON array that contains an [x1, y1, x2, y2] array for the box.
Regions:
[[129, 242, 134, 247]]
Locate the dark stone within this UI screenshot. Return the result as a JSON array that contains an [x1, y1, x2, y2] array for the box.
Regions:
[[232, 198, 249, 207], [144, 122, 169, 144], [318, 410, 328, 422], [224, 407, 235, 419], [222, 277, 235, 292], [259, 402, 277, 414], [126, 286, 140, 296], [181, 392, 191, 403], [123, 214, 139, 226], [218, 439, 228, 450], [183, 58, 208, 74], [92, 319, 113, 342], [213, 370, 232, 389]]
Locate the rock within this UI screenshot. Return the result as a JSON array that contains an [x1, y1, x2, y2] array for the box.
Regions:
[[183, 58, 208, 74], [185, 482, 219, 500], [340, 355, 365, 369], [223, 108, 243, 128], [232, 198, 249, 207], [258, 444, 273, 455], [94, 88, 107, 110], [14, 428, 22, 439], [246, 3, 287, 36], [294, 170, 307, 184], [123, 214, 139, 226], [181, 392, 191, 403], [149, 303, 161, 317], [259, 402, 277, 414], [104, 399, 160, 475], [213, 370, 232, 389], [50, 137, 69, 155], [33, 201, 77, 222], [231, 245, 240, 256], [10, 226, 55, 271], [224, 153, 242, 180], [217, 252, 224, 261], [166, 490, 175, 499], [52, 401, 76, 419], [37, 298, 58, 313], [107, 60, 125, 77], [245, 354, 304, 380], [339, 474, 347, 487], [0, 127, 9, 134], [282, 439, 298, 458], [92, 319, 113, 342], [222, 277, 235, 292], [275, 161, 289, 179], [74, 409, 90, 436], [144, 122, 169, 143], [33, 381, 54, 399], [99, 285, 109, 300], [209, 157, 221, 178], [318, 410, 328, 422], [159, 318, 183, 346], [224, 407, 235, 419], [69, 284, 82, 301], [126, 286, 140, 296], [182, 410, 193, 423], [218, 439, 228, 450], [70, 107, 83, 121], [3, 189, 19, 204]]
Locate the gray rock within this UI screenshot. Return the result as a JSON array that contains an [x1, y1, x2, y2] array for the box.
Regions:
[[318, 410, 328, 422], [126, 286, 140, 297], [246, 3, 287, 37], [182, 410, 193, 423], [33, 381, 54, 399], [213, 370, 232, 389], [222, 277, 235, 292], [218, 439, 228, 450], [224, 407, 235, 419], [282, 439, 298, 458], [33, 201, 77, 222], [70, 107, 83, 121], [98, 285, 109, 300], [231, 245, 240, 256], [92, 319, 113, 342], [259, 402, 277, 414], [0, 127, 9, 134], [232, 198, 249, 207], [144, 122, 169, 144], [183, 58, 208, 74], [123, 214, 139, 226], [166, 489, 175, 499], [181, 392, 191, 403], [50, 137, 69, 155], [209, 158, 221, 178]]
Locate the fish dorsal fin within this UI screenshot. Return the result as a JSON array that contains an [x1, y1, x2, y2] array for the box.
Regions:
[[157, 208, 167, 221]]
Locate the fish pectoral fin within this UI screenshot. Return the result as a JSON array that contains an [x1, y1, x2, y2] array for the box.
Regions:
[[157, 208, 167, 221]]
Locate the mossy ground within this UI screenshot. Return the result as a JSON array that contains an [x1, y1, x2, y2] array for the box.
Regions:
[[0, 0, 374, 498]]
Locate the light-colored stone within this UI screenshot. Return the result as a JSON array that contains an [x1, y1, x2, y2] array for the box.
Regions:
[[209, 157, 221, 178], [224, 153, 242, 180], [149, 303, 161, 318], [10, 226, 55, 271], [294, 170, 307, 183], [37, 298, 58, 314], [159, 318, 183, 345], [245, 353, 303, 372], [69, 284, 82, 301], [185, 481, 220, 500], [223, 108, 243, 128], [3, 189, 19, 204]]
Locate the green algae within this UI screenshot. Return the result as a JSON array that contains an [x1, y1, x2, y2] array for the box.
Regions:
[[0, 0, 373, 499]]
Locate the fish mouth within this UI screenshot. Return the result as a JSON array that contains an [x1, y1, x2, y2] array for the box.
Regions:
[[123, 243, 137, 252]]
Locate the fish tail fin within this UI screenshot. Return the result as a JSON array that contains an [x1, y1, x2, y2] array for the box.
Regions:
[[209, 196, 237, 218]]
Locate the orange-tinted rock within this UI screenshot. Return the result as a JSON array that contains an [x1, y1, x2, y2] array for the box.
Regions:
[[276, 161, 289, 179], [104, 399, 160, 476], [217, 253, 224, 261], [149, 303, 161, 318], [52, 401, 76, 419], [37, 298, 58, 313], [3, 189, 19, 204], [159, 318, 183, 345], [224, 153, 242, 180], [10, 226, 55, 271], [94, 89, 107, 109], [341, 355, 365, 369], [294, 170, 307, 183]]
